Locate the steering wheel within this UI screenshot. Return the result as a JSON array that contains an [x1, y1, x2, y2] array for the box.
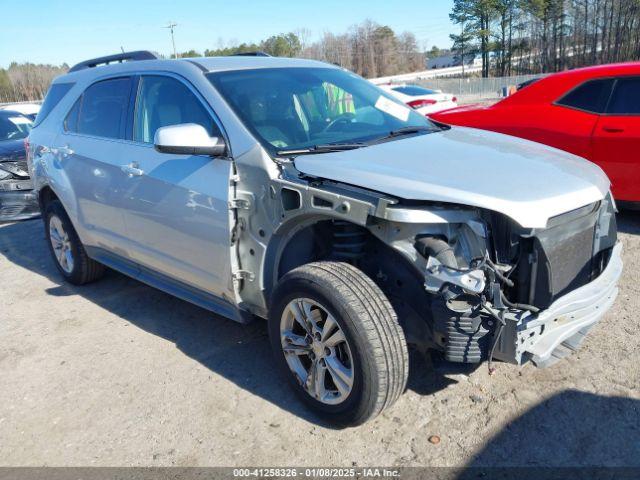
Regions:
[[323, 112, 356, 132]]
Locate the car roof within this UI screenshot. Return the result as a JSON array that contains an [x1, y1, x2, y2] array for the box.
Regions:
[[56, 55, 338, 84], [498, 61, 640, 106], [559, 61, 640, 77], [190, 56, 336, 72]]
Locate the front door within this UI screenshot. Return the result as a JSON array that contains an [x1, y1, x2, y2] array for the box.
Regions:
[[593, 76, 640, 202], [119, 74, 234, 298]]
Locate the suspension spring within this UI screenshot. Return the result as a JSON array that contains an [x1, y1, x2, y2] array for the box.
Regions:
[[331, 221, 367, 262]]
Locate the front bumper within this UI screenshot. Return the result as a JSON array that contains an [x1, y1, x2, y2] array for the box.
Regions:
[[494, 242, 623, 367], [0, 189, 39, 221]]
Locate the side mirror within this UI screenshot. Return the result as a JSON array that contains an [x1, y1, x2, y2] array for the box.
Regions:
[[154, 123, 227, 156]]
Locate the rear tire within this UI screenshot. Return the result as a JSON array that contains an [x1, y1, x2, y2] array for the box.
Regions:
[[44, 200, 104, 285], [269, 261, 409, 426]]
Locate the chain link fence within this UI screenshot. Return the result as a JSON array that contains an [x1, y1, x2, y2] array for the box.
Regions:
[[413, 74, 546, 103]]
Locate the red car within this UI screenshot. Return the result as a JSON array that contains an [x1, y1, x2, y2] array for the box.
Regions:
[[430, 62, 640, 203]]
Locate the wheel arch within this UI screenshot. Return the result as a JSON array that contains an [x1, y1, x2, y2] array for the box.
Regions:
[[37, 183, 93, 247], [38, 185, 60, 212], [262, 214, 434, 350], [262, 213, 340, 304]]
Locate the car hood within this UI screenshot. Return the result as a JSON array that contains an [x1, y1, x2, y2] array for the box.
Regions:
[[294, 127, 610, 228], [0, 139, 26, 161]]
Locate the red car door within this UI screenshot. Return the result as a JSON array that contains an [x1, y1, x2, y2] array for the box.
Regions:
[[549, 78, 616, 159], [533, 103, 598, 159], [592, 76, 640, 202]]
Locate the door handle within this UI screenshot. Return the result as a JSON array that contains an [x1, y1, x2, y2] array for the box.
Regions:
[[602, 125, 624, 133], [58, 145, 74, 156], [51, 145, 74, 157], [41, 145, 74, 157], [120, 163, 144, 177]]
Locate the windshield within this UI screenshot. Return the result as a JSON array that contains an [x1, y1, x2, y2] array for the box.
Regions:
[[0, 113, 32, 142], [207, 67, 438, 155]]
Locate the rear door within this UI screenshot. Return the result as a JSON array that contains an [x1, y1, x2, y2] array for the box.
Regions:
[[593, 76, 640, 201], [117, 73, 234, 298], [545, 78, 615, 159], [57, 77, 135, 251]]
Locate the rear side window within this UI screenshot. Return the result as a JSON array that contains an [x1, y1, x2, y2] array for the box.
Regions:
[[392, 85, 437, 96], [33, 82, 74, 127], [556, 79, 614, 114], [77, 77, 132, 139], [64, 99, 81, 133], [607, 77, 640, 115]]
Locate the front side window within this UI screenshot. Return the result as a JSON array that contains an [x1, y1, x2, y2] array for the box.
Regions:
[[607, 77, 640, 115], [556, 78, 614, 114], [207, 68, 436, 154], [77, 78, 132, 139], [134, 75, 217, 144]]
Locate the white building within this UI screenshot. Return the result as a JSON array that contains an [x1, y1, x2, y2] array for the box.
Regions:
[[426, 53, 480, 69]]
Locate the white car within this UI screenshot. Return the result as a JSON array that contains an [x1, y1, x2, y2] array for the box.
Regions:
[[0, 103, 41, 121], [378, 84, 457, 115]]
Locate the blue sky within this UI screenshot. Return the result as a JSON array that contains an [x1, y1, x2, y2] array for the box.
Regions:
[[1, 0, 455, 68]]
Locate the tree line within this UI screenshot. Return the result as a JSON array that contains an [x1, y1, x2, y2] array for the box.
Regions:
[[1, 21, 423, 103], [182, 21, 424, 78], [3, 6, 640, 103], [450, 0, 640, 77], [0, 63, 68, 103]]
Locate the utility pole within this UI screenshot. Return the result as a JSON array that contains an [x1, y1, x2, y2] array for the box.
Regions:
[[461, 20, 465, 78], [164, 22, 178, 59]]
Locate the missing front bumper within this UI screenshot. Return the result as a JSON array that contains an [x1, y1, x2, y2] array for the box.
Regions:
[[492, 242, 623, 367]]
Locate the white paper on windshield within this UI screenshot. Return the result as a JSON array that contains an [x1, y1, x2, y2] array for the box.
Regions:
[[8, 116, 31, 125], [375, 96, 411, 122]]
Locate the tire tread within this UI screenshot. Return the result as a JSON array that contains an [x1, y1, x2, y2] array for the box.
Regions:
[[272, 261, 409, 425], [45, 200, 104, 285]]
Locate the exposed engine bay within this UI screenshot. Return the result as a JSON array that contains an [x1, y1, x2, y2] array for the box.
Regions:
[[229, 149, 621, 370], [364, 194, 618, 368]]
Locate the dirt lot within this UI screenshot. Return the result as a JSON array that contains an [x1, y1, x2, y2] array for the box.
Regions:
[[0, 212, 639, 468]]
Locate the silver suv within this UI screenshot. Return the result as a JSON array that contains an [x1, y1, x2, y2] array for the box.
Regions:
[[29, 51, 622, 425]]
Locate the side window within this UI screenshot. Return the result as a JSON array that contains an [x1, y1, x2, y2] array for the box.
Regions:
[[64, 98, 81, 133], [556, 79, 614, 114], [134, 76, 218, 144], [34, 82, 74, 127], [607, 77, 640, 115], [77, 77, 132, 139]]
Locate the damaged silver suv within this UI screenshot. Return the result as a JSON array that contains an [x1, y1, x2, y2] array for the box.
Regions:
[[29, 52, 622, 425]]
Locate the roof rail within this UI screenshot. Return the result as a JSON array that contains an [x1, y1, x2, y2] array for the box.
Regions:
[[233, 51, 271, 57], [68, 50, 159, 73]]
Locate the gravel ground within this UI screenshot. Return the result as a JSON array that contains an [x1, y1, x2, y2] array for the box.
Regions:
[[0, 212, 639, 467]]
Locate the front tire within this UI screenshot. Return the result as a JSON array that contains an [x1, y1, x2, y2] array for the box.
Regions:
[[269, 262, 409, 426], [44, 200, 104, 285]]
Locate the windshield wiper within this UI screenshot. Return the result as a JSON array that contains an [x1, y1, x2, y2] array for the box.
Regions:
[[277, 143, 367, 156], [369, 126, 436, 144]]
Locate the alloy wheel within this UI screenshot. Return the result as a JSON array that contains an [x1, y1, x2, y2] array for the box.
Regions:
[[280, 298, 354, 405], [49, 214, 74, 274]]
